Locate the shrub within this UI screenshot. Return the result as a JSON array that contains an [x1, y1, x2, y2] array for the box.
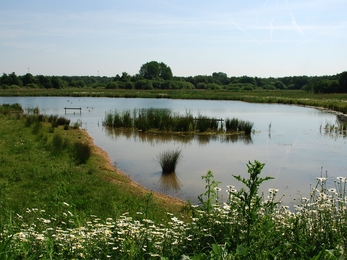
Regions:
[[51, 134, 65, 153], [72, 141, 91, 164], [56, 117, 70, 126]]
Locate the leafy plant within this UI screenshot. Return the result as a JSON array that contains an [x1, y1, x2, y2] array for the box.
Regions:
[[197, 170, 221, 213]]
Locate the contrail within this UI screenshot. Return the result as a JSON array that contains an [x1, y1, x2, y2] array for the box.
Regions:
[[228, 18, 262, 46], [290, 12, 304, 35], [256, 0, 269, 20], [270, 15, 274, 41]]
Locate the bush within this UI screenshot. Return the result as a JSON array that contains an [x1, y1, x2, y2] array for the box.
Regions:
[[72, 141, 91, 164]]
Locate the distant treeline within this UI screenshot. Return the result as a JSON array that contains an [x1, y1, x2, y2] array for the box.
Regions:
[[1, 61, 347, 94]]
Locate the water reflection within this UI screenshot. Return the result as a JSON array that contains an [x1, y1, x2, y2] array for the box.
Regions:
[[104, 127, 253, 145], [319, 118, 347, 139], [157, 172, 182, 193]]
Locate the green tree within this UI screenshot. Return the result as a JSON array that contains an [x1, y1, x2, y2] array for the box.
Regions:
[[37, 75, 53, 89], [338, 71, 347, 93], [0, 73, 10, 86], [239, 75, 256, 86], [8, 72, 22, 86], [51, 76, 67, 89], [274, 81, 286, 89], [139, 61, 173, 80], [21, 73, 36, 86], [212, 72, 229, 85]]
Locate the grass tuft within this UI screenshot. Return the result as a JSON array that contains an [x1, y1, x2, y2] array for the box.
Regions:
[[156, 148, 183, 174]]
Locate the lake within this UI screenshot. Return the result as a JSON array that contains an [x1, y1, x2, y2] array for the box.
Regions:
[[1, 96, 346, 207]]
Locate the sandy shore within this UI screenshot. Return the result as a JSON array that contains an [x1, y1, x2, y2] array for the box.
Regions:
[[82, 129, 186, 208]]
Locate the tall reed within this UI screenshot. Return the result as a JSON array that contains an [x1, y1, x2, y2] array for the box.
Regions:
[[156, 148, 182, 174], [225, 117, 254, 135]]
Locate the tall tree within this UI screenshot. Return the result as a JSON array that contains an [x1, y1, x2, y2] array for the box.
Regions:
[[139, 61, 173, 80], [8, 72, 22, 86], [21, 73, 36, 86]]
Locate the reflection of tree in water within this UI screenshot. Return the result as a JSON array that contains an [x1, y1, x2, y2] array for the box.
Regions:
[[157, 172, 182, 193], [104, 127, 253, 145]]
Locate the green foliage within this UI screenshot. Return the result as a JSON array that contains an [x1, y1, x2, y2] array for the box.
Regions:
[[339, 71, 347, 92], [139, 61, 173, 80], [232, 161, 274, 246], [0, 103, 24, 115], [225, 118, 254, 135], [72, 141, 91, 164], [197, 170, 221, 213]]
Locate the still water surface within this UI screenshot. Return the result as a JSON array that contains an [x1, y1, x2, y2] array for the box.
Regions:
[[1, 96, 346, 206]]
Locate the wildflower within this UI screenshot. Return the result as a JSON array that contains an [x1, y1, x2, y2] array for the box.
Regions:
[[214, 187, 222, 192], [36, 234, 45, 241], [328, 188, 337, 193], [337, 176, 346, 182], [223, 204, 231, 211], [63, 202, 70, 207], [269, 188, 279, 193], [317, 177, 327, 182], [43, 219, 51, 224]]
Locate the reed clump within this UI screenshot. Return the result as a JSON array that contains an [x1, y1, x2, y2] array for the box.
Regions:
[[104, 108, 254, 135], [156, 148, 182, 174], [225, 117, 254, 135]]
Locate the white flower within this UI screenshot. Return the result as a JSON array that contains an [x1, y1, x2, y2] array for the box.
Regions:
[[337, 177, 346, 182], [317, 177, 327, 182]]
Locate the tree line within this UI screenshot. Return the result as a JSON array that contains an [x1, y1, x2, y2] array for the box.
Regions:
[[1, 61, 346, 93]]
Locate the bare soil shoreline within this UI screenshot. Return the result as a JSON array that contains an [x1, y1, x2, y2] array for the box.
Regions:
[[82, 129, 187, 208]]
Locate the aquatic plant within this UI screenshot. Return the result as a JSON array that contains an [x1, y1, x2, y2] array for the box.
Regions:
[[156, 148, 182, 174], [225, 117, 254, 135]]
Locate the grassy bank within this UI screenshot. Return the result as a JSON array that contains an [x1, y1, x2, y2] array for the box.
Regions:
[[0, 106, 186, 225], [1, 88, 347, 115]]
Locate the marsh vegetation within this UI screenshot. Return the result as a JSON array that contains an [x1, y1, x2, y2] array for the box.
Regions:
[[103, 108, 254, 135]]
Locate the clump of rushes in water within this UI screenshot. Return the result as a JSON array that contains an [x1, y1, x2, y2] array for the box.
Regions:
[[225, 117, 254, 135], [156, 148, 183, 174]]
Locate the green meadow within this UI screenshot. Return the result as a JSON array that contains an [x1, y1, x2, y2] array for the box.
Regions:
[[1, 101, 347, 259], [1, 88, 347, 114]]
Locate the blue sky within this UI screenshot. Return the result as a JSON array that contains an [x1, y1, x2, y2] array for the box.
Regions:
[[1, 0, 346, 78]]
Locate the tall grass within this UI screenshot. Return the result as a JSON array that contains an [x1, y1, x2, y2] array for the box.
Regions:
[[72, 141, 92, 164], [0, 103, 24, 116], [156, 148, 182, 174], [104, 108, 238, 134], [225, 117, 254, 135]]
